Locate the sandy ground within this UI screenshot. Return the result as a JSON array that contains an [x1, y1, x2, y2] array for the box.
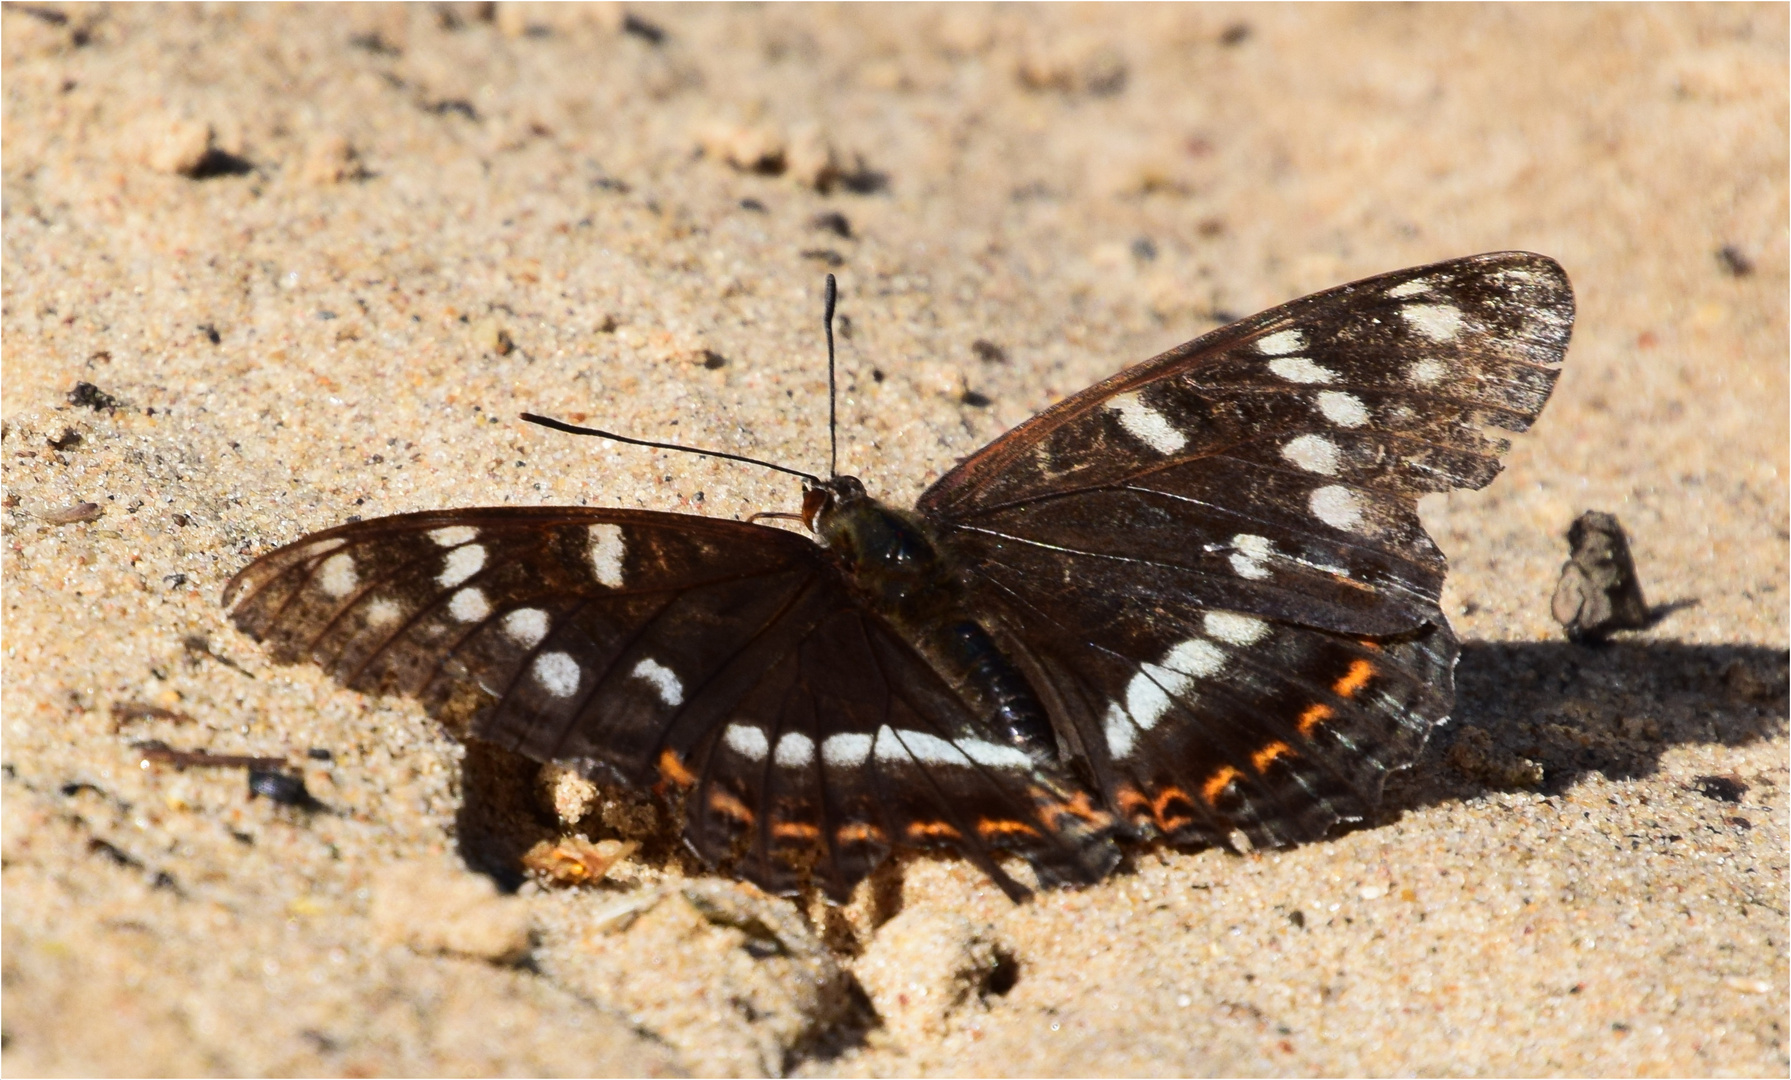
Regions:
[[3, 4, 1786, 1076]]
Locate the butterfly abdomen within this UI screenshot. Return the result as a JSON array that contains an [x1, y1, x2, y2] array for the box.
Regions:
[[812, 477, 1058, 761]]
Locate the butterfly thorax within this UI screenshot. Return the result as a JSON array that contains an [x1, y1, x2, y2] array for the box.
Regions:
[[805, 476, 1057, 759]]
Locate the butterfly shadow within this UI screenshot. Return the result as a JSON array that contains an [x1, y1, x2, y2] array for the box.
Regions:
[[1382, 638, 1788, 819]]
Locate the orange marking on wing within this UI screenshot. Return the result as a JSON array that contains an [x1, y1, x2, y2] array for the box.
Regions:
[[1202, 765, 1242, 806], [1297, 703, 1334, 736], [977, 817, 1042, 840], [707, 789, 755, 824], [837, 822, 886, 845], [1357, 639, 1383, 651], [1333, 658, 1374, 698], [657, 748, 696, 788], [1115, 784, 1152, 819], [771, 820, 821, 842], [1151, 786, 1194, 831], [906, 820, 963, 842], [1050, 789, 1108, 826], [1251, 740, 1294, 772]]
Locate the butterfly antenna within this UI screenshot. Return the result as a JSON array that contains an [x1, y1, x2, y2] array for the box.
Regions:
[[823, 273, 839, 479], [519, 413, 822, 484]]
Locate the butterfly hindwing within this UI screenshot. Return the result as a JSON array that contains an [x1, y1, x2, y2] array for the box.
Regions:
[[224, 508, 1119, 900], [921, 252, 1572, 845]]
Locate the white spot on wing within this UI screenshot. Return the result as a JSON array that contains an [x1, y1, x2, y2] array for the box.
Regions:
[[822, 732, 873, 767], [589, 524, 626, 587], [959, 739, 1032, 768], [1267, 356, 1337, 384], [1103, 703, 1137, 758], [1386, 278, 1432, 299], [365, 597, 402, 627], [1110, 637, 1231, 753], [430, 525, 479, 547], [1406, 357, 1446, 387], [1203, 611, 1270, 646], [724, 724, 768, 761], [449, 587, 490, 623], [437, 544, 487, 588], [503, 607, 549, 647], [1281, 433, 1341, 475], [1316, 390, 1370, 428], [318, 553, 358, 598], [1124, 667, 1182, 730], [630, 657, 683, 707], [1255, 329, 1305, 356], [532, 652, 581, 698], [869, 726, 1031, 768], [1106, 391, 1188, 454], [774, 732, 815, 768], [1401, 303, 1465, 342], [1310, 485, 1367, 532], [1228, 533, 1273, 580], [1161, 638, 1228, 679]]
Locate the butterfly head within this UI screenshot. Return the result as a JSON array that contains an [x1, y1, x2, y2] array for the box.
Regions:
[[800, 474, 868, 534]]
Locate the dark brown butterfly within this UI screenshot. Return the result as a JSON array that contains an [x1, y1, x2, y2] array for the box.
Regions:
[[224, 252, 1573, 901]]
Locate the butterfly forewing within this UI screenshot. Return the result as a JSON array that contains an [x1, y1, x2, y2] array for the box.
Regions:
[[225, 508, 1119, 900], [921, 252, 1572, 845]]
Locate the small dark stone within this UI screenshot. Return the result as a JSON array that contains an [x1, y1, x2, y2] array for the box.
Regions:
[[424, 99, 479, 121], [622, 13, 666, 44], [248, 769, 316, 807], [198, 323, 221, 344], [1219, 23, 1252, 46], [307, 747, 334, 761], [1716, 245, 1754, 277], [971, 339, 1008, 365], [810, 211, 853, 239], [738, 198, 767, 212], [700, 350, 728, 370], [960, 388, 993, 408], [88, 837, 141, 868], [801, 248, 845, 267], [1288, 909, 1306, 928], [1691, 774, 1747, 804], [68, 381, 119, 410], [348, 31, 401, 56], [1550, 511, 1650, 642], [46, 428, 82, 450], [1130, 237, 1158, 261], [187, 149, 254, 180]]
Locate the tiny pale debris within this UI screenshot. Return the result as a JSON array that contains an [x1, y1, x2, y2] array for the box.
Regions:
[[539, 762, 600, 824], [371, 859, 532, 964], [38, 501, 102, 525], [300, 134, 363, 184], [1725, 977, 1771, 994], [854, 908, 1004, 1045], [472, 318, 515, 355], [521, 837, 638, 888], [1358, 884, 1387, 900], [138, 115, 214, 175], [786, 122, 840, 190], [696, 120, 786, 174]]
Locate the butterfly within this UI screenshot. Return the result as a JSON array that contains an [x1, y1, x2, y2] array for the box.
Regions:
[[224, 252, 1573, 902]]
